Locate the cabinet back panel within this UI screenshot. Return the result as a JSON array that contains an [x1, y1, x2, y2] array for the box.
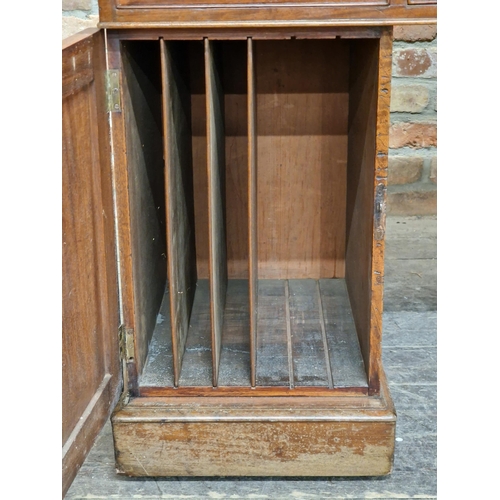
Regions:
[[255, 40, 349, 279]]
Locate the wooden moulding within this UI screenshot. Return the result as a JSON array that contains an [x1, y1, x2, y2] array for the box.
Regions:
[[112, 370, 395, 477], [98, 0, 436, 27]]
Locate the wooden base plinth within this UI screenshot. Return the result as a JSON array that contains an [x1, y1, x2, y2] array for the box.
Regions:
[[112, 373, 395, 477]]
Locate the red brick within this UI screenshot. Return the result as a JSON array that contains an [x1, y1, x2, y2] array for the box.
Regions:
[[387, 190, 437, 216], [393, 48, 437, 78], [389, 122, 437, 149], [430, 156, 437, 183], [388, 156, 423, 185], [393, 25, 437, 42]]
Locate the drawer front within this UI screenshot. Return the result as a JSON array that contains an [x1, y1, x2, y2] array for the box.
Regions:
[[99, 0, 436, 26]]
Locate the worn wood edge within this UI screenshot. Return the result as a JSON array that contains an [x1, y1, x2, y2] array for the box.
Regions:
[[138, 385, 369, 397], [114, 381, 394, 423], [99, 18, 436, 29], [62, 27, 100, 49], [63, 374, 120, 496], [368, 27, 392, 394], [105, 26, 385, 40]]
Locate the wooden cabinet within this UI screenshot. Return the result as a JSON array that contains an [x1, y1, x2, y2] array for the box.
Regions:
[[62, 1, 436, 495]]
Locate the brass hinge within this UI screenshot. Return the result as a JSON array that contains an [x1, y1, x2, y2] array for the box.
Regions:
[[119, 324, 135, 363], [106, 69, 121, 113]]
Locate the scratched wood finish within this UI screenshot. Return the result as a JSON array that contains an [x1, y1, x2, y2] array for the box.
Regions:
[[247, 37, 258, 387], [121, 40, 167, 375], [205, 39, 229, 386], [112, 372, 395, 476], [98, 0, 436, 26], [62, 29, 120, 496], [255, 39, 349, 279], [161, 40, 198, 386], [345, 31, 392, 394]]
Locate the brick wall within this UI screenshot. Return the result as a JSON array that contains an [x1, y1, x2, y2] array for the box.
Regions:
[[62, 0, 99, 39], [389, 25, 437, 215], [61, 15, 437, 215]]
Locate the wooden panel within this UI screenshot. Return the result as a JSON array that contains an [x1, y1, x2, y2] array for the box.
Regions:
[[98, 0, 437, 26], [345, 31, 392, 394], [161, 40, 198, 386], [205, 39, 228, 386], [113, 374, 395, 477], [247, 37, 258, 387], [62, 29, 120, 496], [255, 39, 348, 279], [121, 41, 167, 376], [117, 0, 389, 7]]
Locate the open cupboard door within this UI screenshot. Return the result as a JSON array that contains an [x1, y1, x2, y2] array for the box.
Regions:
[[62, 29, 121, 496]]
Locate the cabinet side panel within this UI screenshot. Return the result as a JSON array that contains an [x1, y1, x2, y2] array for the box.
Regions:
[[62, 29, 121, 495], [345, 31, 391, 393], [205, 39, 228, 386], [121, 41, 167, 374], [161, 40, 198, 386]]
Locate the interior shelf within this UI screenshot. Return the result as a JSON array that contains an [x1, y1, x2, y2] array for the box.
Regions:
[[140, 278, 366, 389]]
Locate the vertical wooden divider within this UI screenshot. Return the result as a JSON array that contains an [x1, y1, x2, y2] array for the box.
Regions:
[[205, 39, 228, 387], [247, 38, 258, 387], [161, 40, 198, 387]]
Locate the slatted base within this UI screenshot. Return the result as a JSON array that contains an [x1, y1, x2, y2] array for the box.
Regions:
[[113, 372, 394, 477], [140, 278, 367, 390]]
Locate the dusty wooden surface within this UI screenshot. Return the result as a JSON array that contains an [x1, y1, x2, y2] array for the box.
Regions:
[[66, 216, 437, 499]]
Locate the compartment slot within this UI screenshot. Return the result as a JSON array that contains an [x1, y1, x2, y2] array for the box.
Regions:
[[319, 279, 367, 388], [247, 37, 258, 387], [205, 38, 228, 386], [288, 280, 331, 388], [161, 40, 198, 386]]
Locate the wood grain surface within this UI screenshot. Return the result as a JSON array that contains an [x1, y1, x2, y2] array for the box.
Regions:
[[255, 39, 348, 279], [62, 29, 121, 496], [205, 39, 229, 386], [161, 40, 198, 386]]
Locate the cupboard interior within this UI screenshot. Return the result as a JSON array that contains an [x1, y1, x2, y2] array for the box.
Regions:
[[120, 37, 380, 393]]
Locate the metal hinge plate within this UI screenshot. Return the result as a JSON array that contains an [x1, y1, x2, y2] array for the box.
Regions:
[[119, 324, 135, 362], [106, 69, 121, 113]]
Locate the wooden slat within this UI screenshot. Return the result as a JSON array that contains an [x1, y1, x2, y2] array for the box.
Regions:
[[247, 37, 258, 387], [256, 280, 289, 386], [205, 39, 228, 386], [161, 40, 198, 387], [319, 279, 367, 388], [288, 280, 330, 387], [121, 40, 167, 376]]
